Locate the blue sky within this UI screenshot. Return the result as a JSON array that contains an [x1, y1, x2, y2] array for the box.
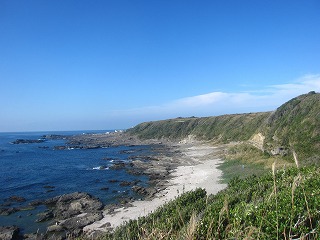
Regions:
[[1, 0, 320, 132]]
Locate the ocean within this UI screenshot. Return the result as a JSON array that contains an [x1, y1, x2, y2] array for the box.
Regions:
[[0, 130, 156, 233]]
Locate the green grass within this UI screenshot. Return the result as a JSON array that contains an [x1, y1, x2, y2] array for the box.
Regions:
[[128, 92, 320, 164], [99, 93, 320, 239], [217, 143, 293, 183], [262, 92, 320, 162], [197, 166, 320, 239], [99, 163, 320, 240], [102, 188, 207, 240], [217, 158, 267, 183], [127, 112, 270, 143]]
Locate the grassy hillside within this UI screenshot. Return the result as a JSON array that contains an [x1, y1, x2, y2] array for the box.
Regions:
[[128, 112, 270, 143], [98, 93, 320, 239], [103, 165, 320, 240], [128, 92, 320, 164], [262, 91, 320, 163]]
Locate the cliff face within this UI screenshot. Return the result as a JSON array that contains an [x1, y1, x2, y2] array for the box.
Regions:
[[128, 92, 320, 163]]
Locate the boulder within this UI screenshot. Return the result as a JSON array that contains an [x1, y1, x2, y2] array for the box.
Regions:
[[60, 212, 103, 230], [23, 233, 45, 239], [52, 192, 103, 220], [0, 226, 21, 240], [47, 224, 64, 233], [31, 192, 105, 239], [36, 210, 54, 222]]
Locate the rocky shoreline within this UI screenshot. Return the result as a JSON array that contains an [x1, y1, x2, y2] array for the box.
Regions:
[[1, 132, 190, 239], [83, 140, 227, 236]]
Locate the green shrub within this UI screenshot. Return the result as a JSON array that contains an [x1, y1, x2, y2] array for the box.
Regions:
[[103, 166, 320, 239]]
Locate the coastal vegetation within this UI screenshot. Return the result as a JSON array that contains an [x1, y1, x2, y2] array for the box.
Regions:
[[106, 92, 320, 239], [128, 112, 270, 144], [4, 93, 317, 239], [103, 163, 320, 239], [128, 92, 320, 165]]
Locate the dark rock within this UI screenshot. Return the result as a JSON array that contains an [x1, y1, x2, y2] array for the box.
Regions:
[[119, 181, 132, 186], [38, 146, 49, 149], [47, 192, 103, 220], [18, 205, 35, 211], [133, 179, 141, 185], [60, 212, 103, 230], [11, 139, 45, 144], [87, 230, 107, 239], [23, 233, 45, 240], [36, 210, 54, 222], [1, 202, 12, 207], [108, 179, 119, 183], [119, 150, 135, 154], [7, 196, 26, 203], [43, 186, 55, 189], [0, 226, 21, 240], [44, 233, 64, 240], [54, 146, 67, 150], [82, 145, 101, 149], [126, 168, 143, 175], [131, 186, 147, 195], [32, 192, 104, 238], [29, 200, 44, 207], [145, 188, 158, 200], [42, 134, 66, 140], [128, 155, 159, 161], [46, 225, 64, 233], [69, 228, 83, 238], [43, 196, 60, 205], [100, 187, 109, 191], [101, 222, 111, 228], [0, 207, 19, 216], [109, 162, 126, 170], [118, 198, 132, 205]]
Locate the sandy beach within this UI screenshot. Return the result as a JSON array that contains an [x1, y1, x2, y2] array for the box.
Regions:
[[83, 141, 227, 235]]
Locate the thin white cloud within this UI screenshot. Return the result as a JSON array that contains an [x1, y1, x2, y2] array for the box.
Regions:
[[110, 74, 320, 123], [169, 74, 320, 111], [173, 92, 227, 107]]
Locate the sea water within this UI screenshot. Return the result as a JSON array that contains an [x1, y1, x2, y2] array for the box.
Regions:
[[0, 130, 155, 233]]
